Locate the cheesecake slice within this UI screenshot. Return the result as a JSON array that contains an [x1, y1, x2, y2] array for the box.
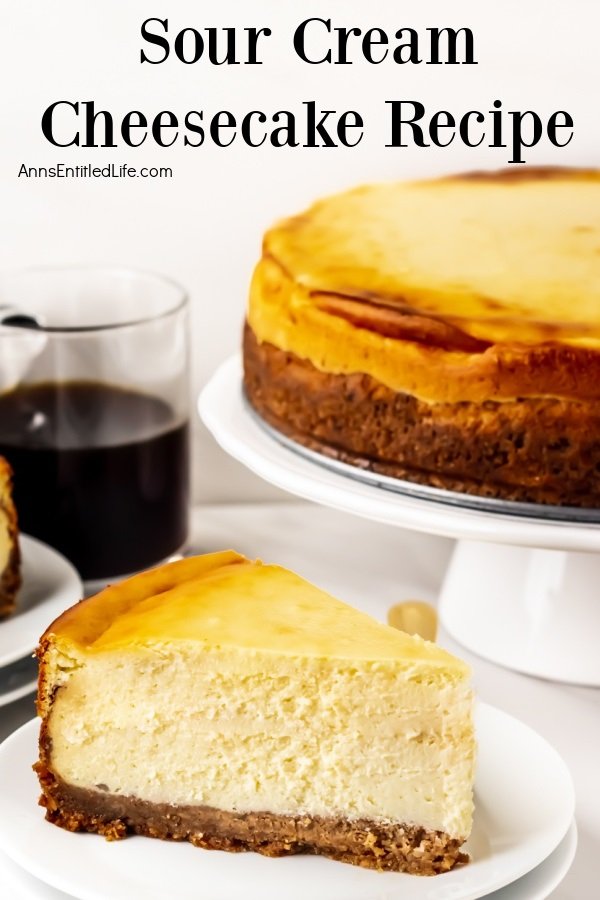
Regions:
[[36, 551, 475, 874], [0, 456, 21, 618]]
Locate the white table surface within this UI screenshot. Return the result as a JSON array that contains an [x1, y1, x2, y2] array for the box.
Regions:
[[0, 502, 597, 899]]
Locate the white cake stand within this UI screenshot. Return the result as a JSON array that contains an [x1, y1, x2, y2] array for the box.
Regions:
[[199, 356, 600, 686]]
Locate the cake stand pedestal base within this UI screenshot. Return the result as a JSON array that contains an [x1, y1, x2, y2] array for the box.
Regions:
[[439, 541, 600, 686]]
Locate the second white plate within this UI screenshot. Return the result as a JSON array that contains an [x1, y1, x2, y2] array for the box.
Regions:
[[0, 704, 574, 900], [0, 823, 578, 900], [0, 535, 82, 668], [0, 655, 37, 707]]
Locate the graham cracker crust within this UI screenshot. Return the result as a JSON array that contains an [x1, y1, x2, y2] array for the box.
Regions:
[[35, 761, 467, 875], [0, 467, 21, 618], [0, 543, 20, 618], [243, 323, 600, 507]]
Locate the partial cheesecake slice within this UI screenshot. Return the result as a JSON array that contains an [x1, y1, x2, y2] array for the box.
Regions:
[[0, 456, 21, 618], [36, 551, 475, 874]]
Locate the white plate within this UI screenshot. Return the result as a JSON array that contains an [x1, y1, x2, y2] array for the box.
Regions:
[[0, 655, 37, 707], [0, 705, 574, 900], [198, 357, 600, 553], [0, 535, 83, 668], [0, 822, 578, 900], [485, 821, 577, 900]]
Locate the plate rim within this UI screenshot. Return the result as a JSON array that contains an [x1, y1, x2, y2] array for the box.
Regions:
[[0, 676, 37, 708], [0, 703, 575, 900], [0, 821, 579, 900], [0, 534, 83, 668], [486, 819, 577, 900]]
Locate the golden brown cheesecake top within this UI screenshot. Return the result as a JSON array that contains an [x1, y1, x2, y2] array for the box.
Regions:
[[248, 168, 600, 403], [40, 551, 465, 669]]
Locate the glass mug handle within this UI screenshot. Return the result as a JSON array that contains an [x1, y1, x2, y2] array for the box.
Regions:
[[0, 305, 42, 329], [0, 309, 49, 394]]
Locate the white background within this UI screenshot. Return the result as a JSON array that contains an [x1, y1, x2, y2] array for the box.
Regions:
[[1, 0, 598, 501]]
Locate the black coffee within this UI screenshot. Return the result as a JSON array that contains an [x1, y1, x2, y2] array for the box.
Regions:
[[0, 381, 189, 580]]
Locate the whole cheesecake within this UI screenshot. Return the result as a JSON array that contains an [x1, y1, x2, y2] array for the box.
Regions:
[[0, 456, 20, 618], [244, 168, 600, 506], [36, 551, 475, 874]]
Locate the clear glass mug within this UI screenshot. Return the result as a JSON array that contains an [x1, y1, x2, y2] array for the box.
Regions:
[[0, 267, 190, 581]]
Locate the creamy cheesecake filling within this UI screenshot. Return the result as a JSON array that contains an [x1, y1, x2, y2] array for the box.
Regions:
[[45, 644, 474, 838]]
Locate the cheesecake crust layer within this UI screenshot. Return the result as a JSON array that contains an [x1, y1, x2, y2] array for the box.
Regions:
[[0, 459, 21, 619], [0, 540, 21, 618], [243, 323, 600, 507], [35, 762, 467, 875]]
